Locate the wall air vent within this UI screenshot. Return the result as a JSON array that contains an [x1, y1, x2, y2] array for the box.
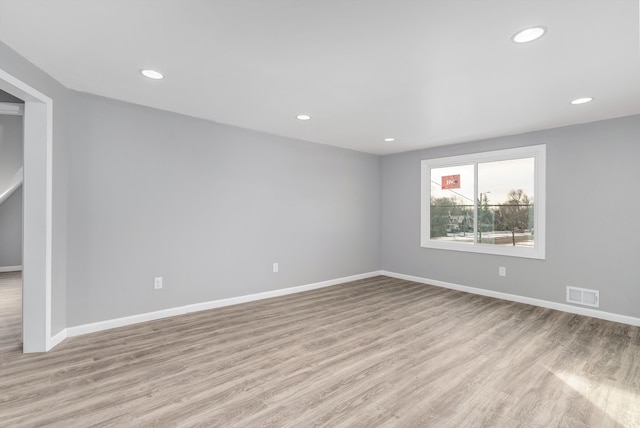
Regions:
[[566, 286, 599, 308]]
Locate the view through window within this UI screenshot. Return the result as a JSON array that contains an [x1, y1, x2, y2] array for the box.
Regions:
[[421, 145, 545, 259]]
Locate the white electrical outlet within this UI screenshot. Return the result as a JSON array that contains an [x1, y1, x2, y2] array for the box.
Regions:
[[498, 267, 506, 277], [273, 262, 279, 273], [154, 277, 163, 289]]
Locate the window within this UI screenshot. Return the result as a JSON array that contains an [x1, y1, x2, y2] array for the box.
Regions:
[[421, 145, 545, 259]]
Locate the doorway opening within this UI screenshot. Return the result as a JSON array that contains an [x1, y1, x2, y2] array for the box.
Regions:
[[0, 92, 24, 352], [0, 68, 53, 353]]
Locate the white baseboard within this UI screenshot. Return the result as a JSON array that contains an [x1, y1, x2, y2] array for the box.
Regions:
[[66, 271, 383, 338], [381, 271, 640, 327], [47, 328, 68, 350], [47, 269, 640, 348], [0, 265, 22, 273]]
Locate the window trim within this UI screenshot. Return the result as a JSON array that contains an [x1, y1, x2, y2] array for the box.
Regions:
[[421, 144, 546, 259]]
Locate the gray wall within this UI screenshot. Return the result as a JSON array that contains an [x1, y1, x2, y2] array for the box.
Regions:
[[0, 114, 23, 190], [0, 89, 24, 103], [381, 114, 640, 318], [0, 114, 23, 267], [0, 40, 69, 334], [2, 38, 639, 335], [0, 187, 22, 267], [66, 91, 381, 326]]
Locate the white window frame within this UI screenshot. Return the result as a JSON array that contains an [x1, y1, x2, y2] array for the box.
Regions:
[[421, 144, 546, 259]]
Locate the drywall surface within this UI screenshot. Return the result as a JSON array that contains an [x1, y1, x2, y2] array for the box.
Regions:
[[381, 114, 640, 318], [0, 88, 23, 103], [0, 40, 68, 335], [66, 91, 381, 326], [0, 114, 23, 267], [0, 187, 22, 267], [0, 114, 23, 191]]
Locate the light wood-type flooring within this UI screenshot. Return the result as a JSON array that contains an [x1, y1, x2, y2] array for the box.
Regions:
[[1, 273, 639, 427]]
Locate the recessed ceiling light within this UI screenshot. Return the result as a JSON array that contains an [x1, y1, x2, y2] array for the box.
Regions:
[[571, 97, 593, 105], [512, 26, 546, 43], [296, 114, 311, 121], [140, 69, 164, 80], [384, 138, 395, 142]]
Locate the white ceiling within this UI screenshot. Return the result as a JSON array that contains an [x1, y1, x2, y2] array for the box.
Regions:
[[1, 0, 639, 154]]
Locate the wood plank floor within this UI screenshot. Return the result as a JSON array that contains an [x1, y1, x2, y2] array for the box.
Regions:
[[0, 272, 21, 356], [1, 274, 639, 427]]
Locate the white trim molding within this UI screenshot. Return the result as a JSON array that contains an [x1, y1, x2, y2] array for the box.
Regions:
[[49, 328, 68, 349], [66, 271, 383, 338], [0, 265, 22, 273], [381, 271, 640, 327]]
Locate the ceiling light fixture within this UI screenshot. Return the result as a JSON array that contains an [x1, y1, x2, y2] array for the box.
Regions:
[[512, 26, 546, 43], [571, 97, 593, 105], [296, 114, 311, 120], [140, 69, 164, 80], [384, 138, 395, 142]]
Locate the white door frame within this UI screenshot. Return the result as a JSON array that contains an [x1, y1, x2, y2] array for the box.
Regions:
[[0, 68, 53, 353]]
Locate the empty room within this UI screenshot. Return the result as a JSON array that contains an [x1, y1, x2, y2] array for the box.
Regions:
[[0, 1, 639, 427]]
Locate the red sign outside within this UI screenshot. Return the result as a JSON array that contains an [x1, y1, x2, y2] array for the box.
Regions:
[[441, 174, 460, 189]]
